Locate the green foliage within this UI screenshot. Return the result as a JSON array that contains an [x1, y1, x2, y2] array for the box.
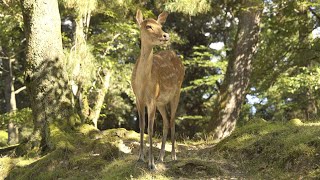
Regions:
[[176, 44, 227, 138], [65, 48, 98, 89], [247, 0, 320, 122], [276, 67, 320, 94], [0, 108, 32, 129], [0, 1, 28, 113], [165, 0, 211, 16], [71, 1, 139, 129], [60, 0, 97, 17], [183, 45, 226, 92], [0, 2, 23, 53]]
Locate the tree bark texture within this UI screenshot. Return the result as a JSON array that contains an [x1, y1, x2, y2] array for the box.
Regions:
[[20, 0, 73, 150], [74, 69, 112, 128], [211, 0, 263, 140]]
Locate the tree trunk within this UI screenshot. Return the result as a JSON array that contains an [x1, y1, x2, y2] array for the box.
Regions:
[[71, 13, 91, 125], [69, 5, 111, 128], [2, 56, 19, 145], [90, 70, 112, 128], [20, 0, 73, 151], [210, 0, 263, 140]]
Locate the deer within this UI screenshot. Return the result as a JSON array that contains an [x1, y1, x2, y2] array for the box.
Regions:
[[131, 9, 185, 170]]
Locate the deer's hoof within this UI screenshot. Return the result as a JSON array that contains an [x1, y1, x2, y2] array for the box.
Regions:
[[148, 163, 157, 171], [137, 155, 145, 162], [158, 155, 164, 162]]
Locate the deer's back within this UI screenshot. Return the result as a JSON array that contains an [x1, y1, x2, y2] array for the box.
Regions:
[[153, 50, 184, 83], [152, 50, 184, 104]]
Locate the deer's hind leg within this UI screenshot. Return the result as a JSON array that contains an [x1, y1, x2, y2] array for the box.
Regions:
[[170, 92, 180, 161], [157, 105, 169, 162]]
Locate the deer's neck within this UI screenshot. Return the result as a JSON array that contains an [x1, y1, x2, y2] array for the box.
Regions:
[[138, 43, 154, 77]]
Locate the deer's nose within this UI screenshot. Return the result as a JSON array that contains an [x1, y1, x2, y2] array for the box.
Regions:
[[163, 33, 170, 40]]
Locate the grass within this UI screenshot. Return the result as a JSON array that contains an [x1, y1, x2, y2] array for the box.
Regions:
[[1, 120, 320, 179], [212, 120, 320, 179]]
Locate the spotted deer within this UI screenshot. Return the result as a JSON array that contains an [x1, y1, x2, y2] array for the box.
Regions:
[[131, 9, 185, 170]]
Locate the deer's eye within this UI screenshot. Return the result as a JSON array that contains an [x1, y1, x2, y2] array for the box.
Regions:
[[146, 25, 153, 30]]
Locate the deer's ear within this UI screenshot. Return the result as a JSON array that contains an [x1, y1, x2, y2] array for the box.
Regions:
[[157, 11, 168, 24], [136, 9, 144, 27]]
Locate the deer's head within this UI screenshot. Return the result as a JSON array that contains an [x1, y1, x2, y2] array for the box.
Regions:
[[136, 9, 170, 46]]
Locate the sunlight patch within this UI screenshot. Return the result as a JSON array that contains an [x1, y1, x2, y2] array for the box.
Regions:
[[118, 140, 132, 154], [209, 42, 224, 50]]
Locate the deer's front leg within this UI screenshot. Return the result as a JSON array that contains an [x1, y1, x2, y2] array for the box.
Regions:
[[137, 101, 145, 162], [147, 103, 156, 170]]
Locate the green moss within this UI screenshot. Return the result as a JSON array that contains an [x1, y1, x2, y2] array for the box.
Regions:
[[77, 124, 98, 135], [50, 125, 76, 152], [99, 155, 144, 180], [167, 158, 223, 178], [0, 130, 7, 146], [124, 130, 142, 141], [0, 157, 14, 179], [5, 127, 140, 180], [99, 155, 175, 180], [69, 113, 81, 127], [308, 168, 320, 178], [8, 149, 67, 179], [288, 118, 303, 126], [19, 127, 33, 143], [214, 121, 320, 179], [0, 156, 36, 179], [90, 139, 119, 161]]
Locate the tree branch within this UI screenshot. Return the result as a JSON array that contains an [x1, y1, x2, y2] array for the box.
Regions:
[[14, 86, 26, 94], [309, 7, 320, 22]]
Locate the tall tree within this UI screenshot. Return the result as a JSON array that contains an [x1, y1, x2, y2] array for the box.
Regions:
[[210, 0, 263, 140], [2, 55, 18, 145], [20, 0, 73, 151], [0, 1, 26, 145]]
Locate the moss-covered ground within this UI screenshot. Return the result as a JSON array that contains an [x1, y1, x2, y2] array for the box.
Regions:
[[0, 130, 7, 147], [1, 120, 320, 179]]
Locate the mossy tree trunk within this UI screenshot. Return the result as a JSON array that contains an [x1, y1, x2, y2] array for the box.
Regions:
[[89, 69, 112, 128], [210, 0, 263, 140], [66, 0, 111, 128], [20, 0, 73, 151], [71, 11, 93, 126]]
